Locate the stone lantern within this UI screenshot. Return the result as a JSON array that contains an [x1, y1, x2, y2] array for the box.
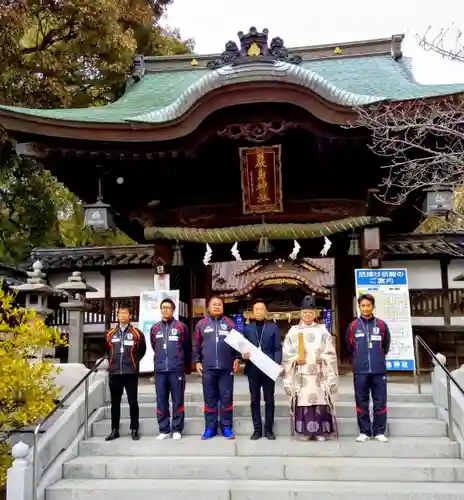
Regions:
[[11, 260, 59, 359], [55, 271, 98, 364], [11, 260, 56, 320]]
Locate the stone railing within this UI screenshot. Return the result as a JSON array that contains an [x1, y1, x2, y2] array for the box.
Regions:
[[5, 361, 109, 500], [431, 355, 464, 458]]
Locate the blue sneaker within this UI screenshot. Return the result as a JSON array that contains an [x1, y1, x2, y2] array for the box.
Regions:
[[201, 428, 217, 440], [222, 427, 235, 440]]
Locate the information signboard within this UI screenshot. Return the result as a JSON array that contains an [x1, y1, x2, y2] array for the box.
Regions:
[[354, 269, 415, 371], [138, 290, 180, 373]]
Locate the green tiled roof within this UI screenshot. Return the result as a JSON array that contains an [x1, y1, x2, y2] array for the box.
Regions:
[[1, 55, 463, 124]]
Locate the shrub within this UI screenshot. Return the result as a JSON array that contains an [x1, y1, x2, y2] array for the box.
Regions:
[[0, 288, 66, 486]]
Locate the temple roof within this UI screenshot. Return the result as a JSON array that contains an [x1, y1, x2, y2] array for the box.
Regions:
[[1, 32, 464, 128]]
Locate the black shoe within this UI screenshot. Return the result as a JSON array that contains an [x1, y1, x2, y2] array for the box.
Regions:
[[250, 430, 262, 440], [105, 429, 120, 441], [265, 431, 276, 440], [131, 430, 140, 441]]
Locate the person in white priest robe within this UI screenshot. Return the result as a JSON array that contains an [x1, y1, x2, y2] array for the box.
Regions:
[[282, 295, 339, 441]]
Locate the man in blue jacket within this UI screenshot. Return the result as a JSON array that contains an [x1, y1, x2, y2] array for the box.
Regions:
[[346, 293, 391, 443], [242, 299, 282, 440], [150, 298, 191, 441], [194, 296, 240, 440]]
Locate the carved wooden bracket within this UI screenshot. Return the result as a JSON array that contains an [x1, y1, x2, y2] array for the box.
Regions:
[[217, 120, 301, 143]]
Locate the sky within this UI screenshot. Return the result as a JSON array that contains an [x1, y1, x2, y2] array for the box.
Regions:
[[163, 0, 464, 84]]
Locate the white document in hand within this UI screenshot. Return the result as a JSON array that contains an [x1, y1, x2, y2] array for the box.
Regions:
[[225, 329, 282, 382]]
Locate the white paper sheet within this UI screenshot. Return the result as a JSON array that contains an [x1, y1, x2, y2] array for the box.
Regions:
[[225, 329, 282, 382]]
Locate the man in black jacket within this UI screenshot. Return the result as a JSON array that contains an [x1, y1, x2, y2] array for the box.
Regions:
[[242, 299, 282, 440], [105, 305, 147, 441]]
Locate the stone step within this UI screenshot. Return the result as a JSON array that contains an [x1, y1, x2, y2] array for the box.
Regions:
[[79, 436, 461, 459], [129, 392, 433, 404], [45, 479, 464, 500], [107, 401, 437, 420], [92, 417, 447, 437], [63, 456, 464, 482]]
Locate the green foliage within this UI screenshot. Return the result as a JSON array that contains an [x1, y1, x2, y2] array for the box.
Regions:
[[0, 0, 192, 262], [0, 0, 193, 107], [0, 288, 67, 486], [0, 148, 61, 264]]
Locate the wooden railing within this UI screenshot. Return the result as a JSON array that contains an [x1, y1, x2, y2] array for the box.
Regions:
[[51, 296, 140, 326], [409, 289, 464, 317]]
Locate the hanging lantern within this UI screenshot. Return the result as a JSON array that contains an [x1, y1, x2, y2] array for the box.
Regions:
[[423, 186, 453, 216], [172, 243, 184, 267], [348, 231, 360, 256], [83, 199, 115, 232]]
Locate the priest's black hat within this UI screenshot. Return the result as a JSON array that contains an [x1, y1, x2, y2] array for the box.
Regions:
[[300, 295, 316, 310]]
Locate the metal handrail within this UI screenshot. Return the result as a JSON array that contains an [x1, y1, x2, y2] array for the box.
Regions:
[[414, 335, 464, 441], [31, 357, 107, 500]]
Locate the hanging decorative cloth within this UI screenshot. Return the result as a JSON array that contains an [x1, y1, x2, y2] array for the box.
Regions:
[[257, 236, 273, 254], [320, 236, 332, 256], [231, 242, 242, 261], [203, 243, 212, 265], [172, 243, 184, 266], [289, 240, 301, 260], [348, 231, 360, 256]]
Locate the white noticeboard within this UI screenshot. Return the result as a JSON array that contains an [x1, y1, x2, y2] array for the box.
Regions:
[[138, 290, 180, 373], [224, 329, 282, 381], [354, 269, 415, 371]]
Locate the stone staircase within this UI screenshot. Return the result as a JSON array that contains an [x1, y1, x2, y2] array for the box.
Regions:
[[45, 382, 464, 500]]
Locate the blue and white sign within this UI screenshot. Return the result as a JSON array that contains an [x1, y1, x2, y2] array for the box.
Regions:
[[355, 268, 415, 372], [233, 314, 245, 333], [355, 269, 407, 287], [323, 308, 332, 333]]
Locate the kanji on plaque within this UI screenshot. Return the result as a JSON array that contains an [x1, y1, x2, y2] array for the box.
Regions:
[[239, 145, 283, 214]]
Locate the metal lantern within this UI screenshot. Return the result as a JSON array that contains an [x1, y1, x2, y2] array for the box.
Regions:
[[83, 199, 115, 232], [423, 187, 453, 216]]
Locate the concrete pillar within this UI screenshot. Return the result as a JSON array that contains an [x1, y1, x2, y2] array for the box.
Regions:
[[55, 271, 98, 364]]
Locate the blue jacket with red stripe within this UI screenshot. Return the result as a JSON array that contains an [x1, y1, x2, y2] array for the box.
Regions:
[[346, 316, 391, 374], [150, 318, 191, 373], [193, 315, 239, 371]]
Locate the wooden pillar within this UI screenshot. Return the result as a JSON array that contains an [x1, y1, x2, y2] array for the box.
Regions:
[[334, 234, 359, 366], [101, 268, 112, 331], [440, 257, 451, 325]]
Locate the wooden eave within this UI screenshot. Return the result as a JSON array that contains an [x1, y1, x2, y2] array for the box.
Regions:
[[0, 82, 362, 142]]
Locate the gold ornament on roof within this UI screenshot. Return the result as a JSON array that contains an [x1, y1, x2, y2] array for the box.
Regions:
[[248, 42, 261, 57]]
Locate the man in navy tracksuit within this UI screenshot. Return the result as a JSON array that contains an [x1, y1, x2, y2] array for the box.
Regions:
[[242, 299, 282, 440], [346, 293, 391, 443], [150, 298, 191, 441], [194, 296, 240, 440]]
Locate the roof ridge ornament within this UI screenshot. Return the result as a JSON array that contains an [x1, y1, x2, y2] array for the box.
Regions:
[[207, 27, 302, 70]]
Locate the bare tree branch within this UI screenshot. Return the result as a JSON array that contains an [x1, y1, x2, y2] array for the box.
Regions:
[[355, 96, 464, 205], [418, 25, 464, 63]]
